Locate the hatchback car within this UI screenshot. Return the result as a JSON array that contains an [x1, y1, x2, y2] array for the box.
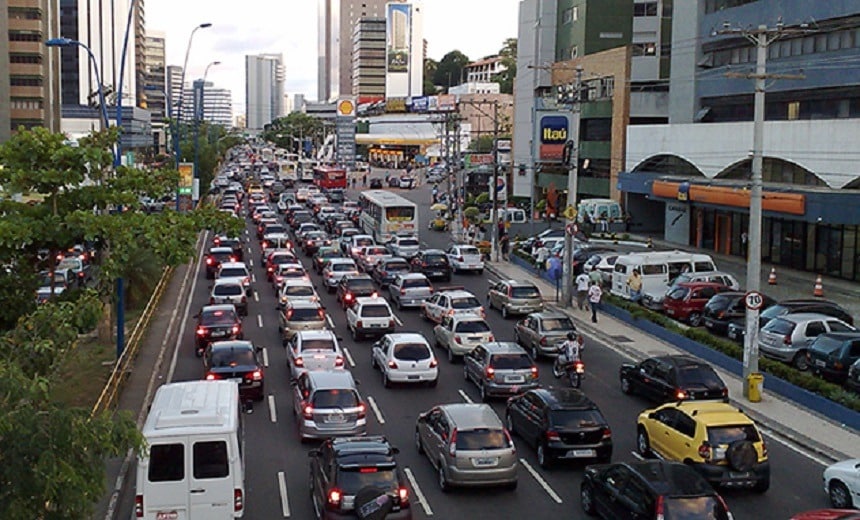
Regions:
[[209, 279, 248, 316], [445, 244, 485, 274], [356, 245, 391, 273], [758, 313, 856, 370], [487, 280, 544, 319], [292, 370, 367, 442], [704, 291, 776, 335], [421, 289, 485, 323], [410, 250, 452, 281], [388, 273, 434, 309], [216, 262, 251, 295], [823, 458, 860, 509], [277, 278, 318, 308], [760, 299, 855, 328], [278, 300, 327, 345], [581, 461, 733, 520], [386, 235, 420, 258], [371, 333, 439, 387], [194, 304, 243, 354], [807, 333, 860, 383], [323, 258, 360, 293], [433, 315, 494, 363], [336, 274, 378, 309], [506, 387, 612, 468], [663, 282, 732, 326], [312, 246, 343, 274], [372, 257, 412, 288], [414, 403, 518, 491], [204, 246, 236, 279], [464, 342, 539, 401], [514, 312, 578, 360], [346, 296, 397, 341], [287, 330, 345, 380], [203, 340, 264, 401], [619, 354, 728, 402], [272, 263, 309, 292]]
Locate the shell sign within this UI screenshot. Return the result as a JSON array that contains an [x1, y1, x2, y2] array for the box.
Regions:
[[337, 98, 355, 117]]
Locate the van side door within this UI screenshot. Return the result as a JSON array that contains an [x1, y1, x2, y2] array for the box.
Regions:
[[189, 437, 235, 518]]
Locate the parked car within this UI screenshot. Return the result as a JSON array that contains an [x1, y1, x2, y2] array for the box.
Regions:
[[514, 312, 577, 360], [807, 333, 860, 383], [291, 370, 366, 441], [506, 387, 612, 468], [662, 282, 732, 326], [410, 250, 452, 282], [464, 342, 539, 401], [388, 273, 434, 310], [758, 313, 856, 370], [704, 291, 776, 335], [760, 299, 855, 328], [823, 458, 860, 509], [619, 354, 728, 402], [487, 280, 544, 319], [286, 330, 345, 380], [371, 333, 439, 387], [433, 315, 494, 363], [203, 340, 264, 401]]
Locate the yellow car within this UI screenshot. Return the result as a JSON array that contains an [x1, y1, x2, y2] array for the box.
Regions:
[[636, 400, 770, 492], [247, 183, 264, 195]]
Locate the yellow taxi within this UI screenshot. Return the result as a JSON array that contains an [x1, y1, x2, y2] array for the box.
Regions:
[[636, 400, 770, 492], [247, 183, 264, 195]]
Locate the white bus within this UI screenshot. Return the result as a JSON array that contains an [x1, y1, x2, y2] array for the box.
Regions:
[[298, 159, 316, 182], [358, 190, 419, 243], [277, 153, 299, 184]]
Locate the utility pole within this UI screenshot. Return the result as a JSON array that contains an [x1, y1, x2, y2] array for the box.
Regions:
[[720, 22, 805, 400], [453, 113, 463, 234], [560, 66, 583, 308], [491, 100, 500, 261]]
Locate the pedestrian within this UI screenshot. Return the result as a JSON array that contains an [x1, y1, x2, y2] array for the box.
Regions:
[[350, 177, 356, 189], [363, 174, 368, 187], [535, 244, 549, 271], [627, 268, 643, 303], [588, 281, 603, 323], [500, 234, 510, 260], [575, 271, 590, 311], [588, 267, 602, 286]]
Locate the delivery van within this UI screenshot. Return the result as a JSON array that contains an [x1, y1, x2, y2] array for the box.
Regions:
[[610, 250, 717, 300], [135, 380, 245, 519]]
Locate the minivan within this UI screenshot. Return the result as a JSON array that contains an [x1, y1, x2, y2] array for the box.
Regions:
[[135, 381, 245, 519], [611, 251, 717, 301]]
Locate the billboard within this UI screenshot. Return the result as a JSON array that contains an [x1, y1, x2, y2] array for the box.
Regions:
[[178, 162, 193, 195], [386, 3, 411, 74], [536, 113, 571, 161]]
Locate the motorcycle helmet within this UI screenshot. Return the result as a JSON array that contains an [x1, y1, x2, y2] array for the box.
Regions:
[[567, 331, 577, 340]]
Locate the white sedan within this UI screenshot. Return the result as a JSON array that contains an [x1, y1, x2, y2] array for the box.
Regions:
[[445, 244, 484, 273], [824, 458, 860, 509], [370, 333, 438, 387], [420, 290, 486, 324]]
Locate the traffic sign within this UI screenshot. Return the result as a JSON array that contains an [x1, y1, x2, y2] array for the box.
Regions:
[[745, 291, 765, 310], [563, 206, 578, 220]]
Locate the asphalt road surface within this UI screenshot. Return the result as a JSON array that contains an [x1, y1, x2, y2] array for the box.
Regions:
[[138, 182, 832, 519]]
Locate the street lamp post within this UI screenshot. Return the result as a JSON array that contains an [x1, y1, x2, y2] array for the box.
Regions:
[[193, 61, 221, 205], [45, 38, 110, 131]]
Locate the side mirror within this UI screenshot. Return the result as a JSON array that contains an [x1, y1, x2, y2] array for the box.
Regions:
[[193, 313, 200, 319], [337, 336, 344, 342], [390, 446, 400, 455]]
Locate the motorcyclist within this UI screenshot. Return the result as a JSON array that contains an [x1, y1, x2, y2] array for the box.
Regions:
[[557, 331, 584, 367]]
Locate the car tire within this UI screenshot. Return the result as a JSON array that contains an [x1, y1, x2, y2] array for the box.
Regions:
[[531, 345, 540, 361], [688, 312, 702, 327], [537, 442, 552, 469], [829, 480, 852, 508], [620, 376, 632, 394], [501, 306, 509, 319], [463, 364, 469, 381], [415, 429, 425, 455], [580, 483, 596, 516], [370, 355, 377, 369], [438, 466, 450, 493], [636, 428, 651, 457], [428, 378, 438, 388], [753, 476, 770, 494], [793, 351, 810, 371], [478, 269, 484, 275], [351, 326, 360, 342]]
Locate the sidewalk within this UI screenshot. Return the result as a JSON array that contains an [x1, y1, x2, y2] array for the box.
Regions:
[[485, 258, 858, 463]]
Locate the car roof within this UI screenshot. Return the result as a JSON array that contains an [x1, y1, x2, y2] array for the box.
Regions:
[[283, 278, 314, 287], [421, 249, 445, 255], [344, 274, 374, 282], [777, 312, 847, 323], [533, 387, 598, 410], [675, 281, 728, 289], [398, 273, 428, 280], [649, 354, 711, 368], [209, 340, 254, 352], [327, 258, 356, 265], [219, 262, 248, 269], [355, 296, 390, 305], [296, 330, 336, 340], [441, 403, 503, 429], [439, 290, 477, 299], [530, 312, 569, 320], [504, 279, 538, 288], [450, 314, 487, 324], [623, 461, 716, 496], [209, 247, 234, 254], [669, 401, 755, 426], [307, 369, 356, 388], [201, 304, 237, 313], [386, 333, 428, 343], [481, 342, 526, 354], [212, 278, 243, 287], [330, 436, 395, 458], [286, 300, 322, 309], [777, 299, 842, 307]]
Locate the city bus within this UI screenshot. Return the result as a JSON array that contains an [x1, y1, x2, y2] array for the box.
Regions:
[[277, 153, 299, 184], [357, 190, 418, 243], [298, 159, 316, 182], [313, 165, 348, 190]]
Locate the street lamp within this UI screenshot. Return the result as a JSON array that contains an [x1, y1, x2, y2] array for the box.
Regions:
[[45, 38, 110, 131], [193, 60, 221, 204]]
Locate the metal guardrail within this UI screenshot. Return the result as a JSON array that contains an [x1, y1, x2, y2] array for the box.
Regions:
[[91, 265, 174, 417]]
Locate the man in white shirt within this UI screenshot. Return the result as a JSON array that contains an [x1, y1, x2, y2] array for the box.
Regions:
[[575, 272, 590, 311], [588, 281, 603, 323]]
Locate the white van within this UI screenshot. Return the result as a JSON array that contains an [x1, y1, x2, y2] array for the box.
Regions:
[[610, 251, 717, 300], [500, 208, 527, 224], [577, 198, 622, 224], [135, 381, 245, 519]]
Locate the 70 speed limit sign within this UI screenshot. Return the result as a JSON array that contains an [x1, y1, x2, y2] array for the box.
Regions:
[[745, 291, 765, 310]]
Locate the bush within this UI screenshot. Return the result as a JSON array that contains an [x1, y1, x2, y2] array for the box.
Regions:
[[536, 199, 547, 211], [463, 207, 481, 224], [475, 193, 490, 204]]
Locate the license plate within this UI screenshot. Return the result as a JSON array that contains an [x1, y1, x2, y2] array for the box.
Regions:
[[505, 375, 524, 383], [370, 323, 382, 328], [211, 330, 226, 337], [156, 513, 178, 520], [728, 330, 737, 339], [325, 413, 345, 423], [569, 449, 595, 458], [729, 471, 751, 479], [472, 457, 498, 467], [408, 375, 420, 380], [815, 359, 826, 367], [228, 378, 242, 383]]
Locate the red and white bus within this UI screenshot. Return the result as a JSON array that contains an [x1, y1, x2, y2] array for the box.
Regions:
[[313, 165, 347, 190]]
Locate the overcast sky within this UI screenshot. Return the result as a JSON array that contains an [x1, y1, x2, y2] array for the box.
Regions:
[[146, 0, 521, 114]]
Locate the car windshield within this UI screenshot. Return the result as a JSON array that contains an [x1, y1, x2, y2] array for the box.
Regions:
[[58, 258, 81, 270], [762, 318, 794, 335], [336, 467, 398, 495], [542, 318, 575, 332], [458, 246, 480, 256], [285, 286, 315, 297], [490, 353, 532, 369], [393, 343, 431, 361], [424, 254, 448, 265], [300, 339, 335, 352], [201, 310, 237, 326], [451, 297, 481, 309], [549, 409, 605, 429], [707, 424, 761, 445], [354, 238, 374, 247], [664, 496, 729, 520], [402, 278, 430, 289], [511, 286, 540, 299], [211, 348, 255, 367], [760, 304, 788, 320], [455, 320, 491, 333], [286, 308, 323, 321], [667, 287, 690, 300], [348, 279, 375, 291], [456, 429, 509, 450], [219, 267, 247, 278], [311, 389, 358, 408], [361, 305, 391, 318], [214, 284, 243, 296], [677, 366, 723, 387]]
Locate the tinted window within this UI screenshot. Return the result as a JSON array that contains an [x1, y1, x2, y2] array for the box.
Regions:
[[402, 278, 430, 288], [285, 285, 315, 297], [459, 246, 480, 255], [193, 441, 229, 479], [456, 429, 510, 450], [676, 365, 723, 387], [361, 304, 391, 318], [642, 264, 665, 275], [312, 389, 359, 408], [511, 286, 541, 298], [148, 443, 184, 482], [354, 238, 374, 247], [490, 353, 533, 369], [451, 297, 481, 309], [664, 496, 729, 520], [214, 284, 243, 296], [762, 318, 794, 335], [542, 318, 575, 331], [760, 304, 788, 320], [301, 339, 336, 351], [828, 321, 854, 333], [386, 206, 415, 221], [549, 409, 605, 429], [394, 343, 431, 361], [423, 254, 448, 265], [287, 307, 323, 321], [219, 267, 248, 278], [211, 348, 255, 367], [201, 310, 238, 326], [365, 247, 388, 255], [347, 279, 375, 291], [398, 238, 419, 246], [707, 424, 760, 445], [384, 261, 410, 271], [337, 467, 398, 494], [455, 320, 491, 333], [333, 263, 357, 272], [811, 336, 845, 354]]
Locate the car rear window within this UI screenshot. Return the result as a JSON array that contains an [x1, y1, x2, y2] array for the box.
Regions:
[[348, 279, 375, 291], [763, 318, 795, 335], [399, 238, 419, 246], [511, 286, 540, 299], [301, 339, 336, 352], [760, 304, 788, 320], [456, 429, 510, 450], [287, 307, 323, 321], [706, 424, 760, 445], [549, 409, 605, 429], [211, 348, 255, 367], [148, 443, 184, 482], [365, 247, 388, 255], [394, 343, 431, 361], [219, 267, 248, 278], [676, 365, 724, 387], [333, 263, 357, 272], [285, 285, 315, 297], [451, 296, 481, 309], [214, 284, 243, 296], [266, 225, 286, 234], [424, 254, 448, 265], [811, 335, 845, 355], [385, 261, 411, 271], [542, 318, 575, 331], [664, 496, 729, 520], [355, 238, 374, 247], [402, 278, 430, 288], [312, 389, 358, 408], [201, 310, 238, 325], [455, 320, 491, 333], [361, 304, 391, 318], [490, 353, 532, 369], [459, 246, 480, 256], [336, 467, 398, 495]]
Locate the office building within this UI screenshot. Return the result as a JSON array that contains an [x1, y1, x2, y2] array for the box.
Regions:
[[293, 93, 306, 113], [245, 53, 285, 130], [166, 65, 182, 119], [352, 17, 386, 102], [318, 0, 388, 102], [144, 30, 166, 151], [134, 0, 146, 108], [3, 0, 63, 140], [183, 80, 232, 127], [384, 1, 424, 99]]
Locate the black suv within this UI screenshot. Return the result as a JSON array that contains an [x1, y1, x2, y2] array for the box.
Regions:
[[336, 274, 377, 309], [619, 354, 728, 403], [410, 250, 452, 282], [505, 387, 612, 468], [581, 460, 732, 520], [194, 304, 243, 355], [308, 436, 412, 520]]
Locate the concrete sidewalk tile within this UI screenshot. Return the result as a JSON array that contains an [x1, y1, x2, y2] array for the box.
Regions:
[[486, 259, 857, 463]]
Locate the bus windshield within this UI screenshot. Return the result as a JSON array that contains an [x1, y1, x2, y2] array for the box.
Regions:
[[386, 207, 415, 221]]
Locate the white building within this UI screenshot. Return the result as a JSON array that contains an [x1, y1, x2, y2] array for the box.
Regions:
[[448, 82, 501, 95], [183, 81, 233, 128], [245, 53, 285, 130], [165, 65, 183, 119], [464, 56, 507, 83], [384, 1, 424, 99]]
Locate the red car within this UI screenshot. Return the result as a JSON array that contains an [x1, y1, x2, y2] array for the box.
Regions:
[[790, 511, 860, 520], [662, 282, 731, 326]]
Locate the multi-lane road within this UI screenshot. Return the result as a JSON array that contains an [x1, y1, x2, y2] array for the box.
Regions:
[[139, 180, 832, 519]]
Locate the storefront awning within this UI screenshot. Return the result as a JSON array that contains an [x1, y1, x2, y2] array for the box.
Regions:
[[356, 134, 439, 146]]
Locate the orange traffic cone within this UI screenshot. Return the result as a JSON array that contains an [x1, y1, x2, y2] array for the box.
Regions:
[[813, 275, 824, 297], [768, 267, 777, 285]]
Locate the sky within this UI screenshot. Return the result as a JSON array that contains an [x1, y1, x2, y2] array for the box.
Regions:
[[146, 0, 521, 115]]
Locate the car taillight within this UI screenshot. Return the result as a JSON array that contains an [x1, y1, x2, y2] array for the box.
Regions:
[[448, 429, 458, 457], [530, 366, 539, 379], [344, 292, 353, 301], [206, 372, 218, 380], [275, 276, 283, 283], [251, 370, 263, 381], [545, 430, 560, 441], [398, 486, 409, 504], [783, 335, 792, 345], [429, 359, 438, 368], [318, 309, 326, 319], [209, 297, 215, 304], [479, 308, 486, 318], [243, 277, 250, 285], [716, 310, 725, 318], [454, 336, 462, 344], [655, 495, 665, 520], [335, 356, 344, 367], [234, 488, 244, 512], [698, 442, 712, 461], [302, 404, 314, 419], [400, 288, 406, 295], [286, 310, 294, 319], [488, 334, 495, 341], [261, 241, 269, 249], [485, 366, 495, 380], [241, 296, 247, 303], [675, 389, 687, 400], [327, 488, 342, 507], [357, 402, 367, 418], [206, 257, 213, 265], [504, 428, 516, 453], [267, 266, 274, 272], [601, 427, 612, 440], [294, 357, 304, 367], [458, 256, 464, 262], [356, 320, 363, 328], [447, 309, 455, 317], [134, 495, 143, 518], [389, 319, 395, 327], [232, 325, 240, 334], [539, 337, 547, 346], [230, 256, 237, 262], [388, 360, 398, 369], [715, 493, 730, 516], [196, 327, 206, 336], [371, 291, 378, 298]]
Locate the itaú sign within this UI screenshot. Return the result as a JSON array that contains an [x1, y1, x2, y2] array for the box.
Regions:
[[539, 114, 569, 160]]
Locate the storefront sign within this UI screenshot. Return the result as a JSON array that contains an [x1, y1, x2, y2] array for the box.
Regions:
[[537, 113, 570, 161]]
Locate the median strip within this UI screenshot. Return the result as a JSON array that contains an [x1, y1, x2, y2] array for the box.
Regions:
[[519, 458, 563, 504]]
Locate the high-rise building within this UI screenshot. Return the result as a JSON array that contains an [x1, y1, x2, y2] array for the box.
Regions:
[[293, 93, 306, 113], [3, 0, 63, 140], [352, 18, 386, 101], [245, 53, 285, 130], [184, 80, 232, 128], [134, 0, 146, 109], [384, 2, 424, 99], [166, 65, 183, 119], [318, 0, 388, 102], [144, 30, 166, 151]]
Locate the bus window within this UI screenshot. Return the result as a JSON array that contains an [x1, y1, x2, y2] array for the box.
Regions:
[[386, 207, 415, 221]]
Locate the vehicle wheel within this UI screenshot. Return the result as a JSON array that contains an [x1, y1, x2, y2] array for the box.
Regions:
[[501, 306, 509, 320], [415, 429, 425, 455], [793, 352, 810, 371], [620, 376, 632, 394], [580, 483, 596, 516], [448, 347, 455, 364], [505, 413, 516, 436], [537, 443, 553, 469], [487, 297, 495, 310], [829, 480, 852, 508], [477, 269, 484, 275], [636, 428, 651, 457], [438, 466, 450, 493], [382, 370, 391, 388], [351, 326, 360, 341], [326, 285, 334, 294], [463, 364, 469, 381], [370, 355, 377, 369], [479, 382, 489, 402], [688, 312, 702, 327], [515, 331, 523, 346], [397, 298, 404, 311]]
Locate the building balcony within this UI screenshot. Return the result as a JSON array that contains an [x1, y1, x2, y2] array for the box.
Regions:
[[10, 86, 44, 97], [9, 41, 43, 54], [10, 63, 43, 76], [9, 18, 43, 33], [10, 107, 45, 121]]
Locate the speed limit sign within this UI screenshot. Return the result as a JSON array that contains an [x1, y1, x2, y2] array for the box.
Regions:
[[745, 291, 764, 311]]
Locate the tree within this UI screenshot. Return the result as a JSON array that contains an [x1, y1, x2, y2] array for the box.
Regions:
[[177, 122, 242, 195], [262, 113, 324, 153], [423, 58, 439, 95], [470, 135, 496, 153], [433, 50, 471, 90], [492, 38, 517, 95]]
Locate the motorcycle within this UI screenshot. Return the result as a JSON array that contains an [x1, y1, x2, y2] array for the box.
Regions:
[[553, 340, 586, 388]]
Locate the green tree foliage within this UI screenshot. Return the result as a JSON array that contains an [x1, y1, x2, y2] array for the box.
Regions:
[[178, 123, 242, 195], [492, 38, 518, 95], [433, 50, 471, 90], [262, 113, 324, 153], [469, 135, 496, 153], [424, 58, 439, 95]]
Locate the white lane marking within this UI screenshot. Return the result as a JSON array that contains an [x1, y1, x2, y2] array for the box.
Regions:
[[257, 315, 263, 328], [244, 229, 249, 235], [421, 241, 429, 248], [404, 467, 434, 516], [326, 314, 335, 328], [254, 291, 260, 302], [251, 273, 257, 283], [630, 451, 644, 461], [262, 347, 269, 367], [458, 389, 474, 404], [520, 459, 563, 504], [277, 471, 291, 517], [392, 312, 404, 327], [367, 395, 385, 424], [248, 246, 252, 254], [758, 426, 830, 467], [268, 395, 278, 423], [249, 259, 254, 267], [343, 347, 356, 367]]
